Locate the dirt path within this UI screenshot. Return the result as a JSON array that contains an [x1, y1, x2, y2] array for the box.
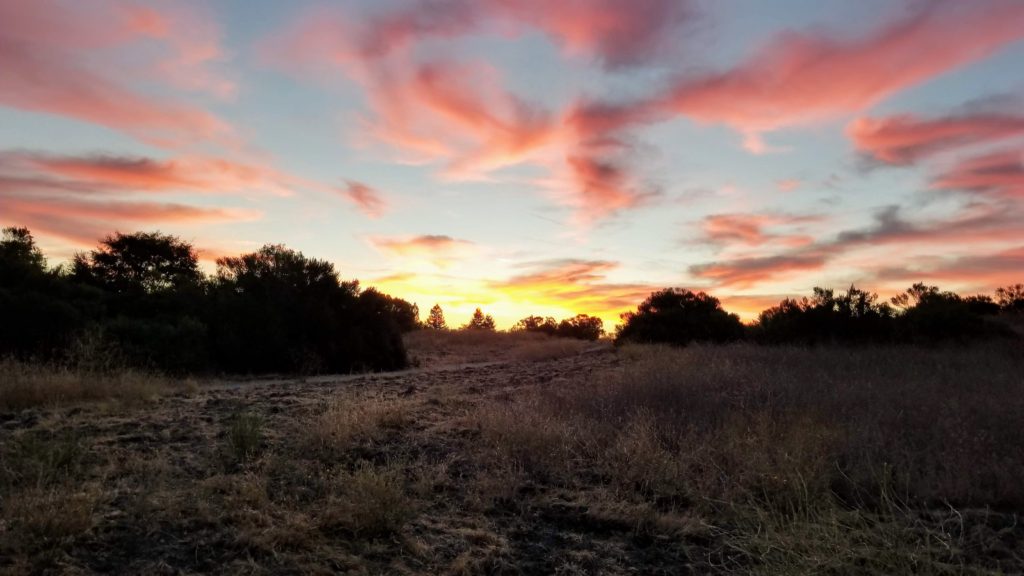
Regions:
[[4, 344, 676, 575]]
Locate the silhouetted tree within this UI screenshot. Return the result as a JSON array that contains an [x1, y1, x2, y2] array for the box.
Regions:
[[463, 308, 496, 331], [556, 314, 604, 341], [0, 227, 46, 282], [359, 288, 420, 332], [996, 284, 1024, 312], [891, 283, 1008, 343], [425, 304, 447, 330], [0, 227, 92, 359], [72, 231, 201, 294], [615, 288, 743, 346], [512, 315, 557, 336]]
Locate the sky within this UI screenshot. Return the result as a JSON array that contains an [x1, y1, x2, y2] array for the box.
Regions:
[[1, 0, 1023, 329]]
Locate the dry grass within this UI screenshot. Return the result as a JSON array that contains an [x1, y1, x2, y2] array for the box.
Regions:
[[2, 339, 1021, 574], [405, 329, 593, 367], [305, 392, 413, 458], [0, 359, 193, 411], [470, 343, 1024, 574], [320, 462, 415, 537]]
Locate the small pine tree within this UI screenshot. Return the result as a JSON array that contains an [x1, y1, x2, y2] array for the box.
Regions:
[[463, 307, 496, 331], [425, 304, 447, 330]]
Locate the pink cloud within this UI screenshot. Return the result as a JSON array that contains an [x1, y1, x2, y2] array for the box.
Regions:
[[702, 213, 817, 247], [931, 149, 1024, 197], [570, 2, 1024, 152], [849, 113, 1024, 165], [0, 151, 300, 197], [369, 234, 476, 267], [0, 195, 259, 247], [873, 246, 1024, 288], [664, 1, 1024, 142], [691, 203, 1024, 289], [491, 259, 655, 313], [776, 179, 801, 192], [262, 1, 693, 223], [342, 181, 388, 218], [690, 252, 829, 289], [0, 0, 235, 148], [495, 0, 692, 69], [263, 0, 692, 71]]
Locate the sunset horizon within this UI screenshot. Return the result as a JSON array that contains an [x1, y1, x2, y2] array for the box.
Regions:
[[3, 0, 1023, 330]]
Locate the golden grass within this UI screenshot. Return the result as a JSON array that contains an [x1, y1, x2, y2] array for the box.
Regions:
[[0, 359, 194, 411], [319, 462, 414, 537], [305, 393, 413, 458]]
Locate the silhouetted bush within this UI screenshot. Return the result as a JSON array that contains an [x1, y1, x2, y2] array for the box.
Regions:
[[891, 283, 1012, 343], [615, 288, 743, 346], [754, 285, 895, 344]]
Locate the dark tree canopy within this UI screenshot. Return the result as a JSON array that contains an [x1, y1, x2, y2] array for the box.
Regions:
[[755, 285, 894, 344], [72, 231, 201, 294], [0, 227, 46, 282], [210, 244, 405, 373], [512, 315, 557, 336], [463, 307, 496, 331], [996, 284, 1024, 311], [615, 288, 743, 346], [557, 314, 604, 341]]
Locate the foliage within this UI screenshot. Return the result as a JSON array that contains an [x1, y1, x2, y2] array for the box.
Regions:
[[615, 288, 744, 346], [462, 308, 496, 331]]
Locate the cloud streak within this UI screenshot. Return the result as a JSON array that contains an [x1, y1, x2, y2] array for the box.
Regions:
[[0, 0, 235, 148], [849, 112, 1024, 165], [342, 181, 388, 218]]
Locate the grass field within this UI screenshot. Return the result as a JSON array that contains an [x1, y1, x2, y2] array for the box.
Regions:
[[1, 332, 1021, 574]]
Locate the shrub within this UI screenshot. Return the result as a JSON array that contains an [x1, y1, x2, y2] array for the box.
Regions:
[[615, 288, 744, 346]]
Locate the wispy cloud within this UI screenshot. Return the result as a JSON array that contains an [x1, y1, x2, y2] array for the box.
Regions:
[[0, 0, 237, 149], [342, 180, 388, 218], [849, 112, 1024, 165], [369, 234, 476, 267]]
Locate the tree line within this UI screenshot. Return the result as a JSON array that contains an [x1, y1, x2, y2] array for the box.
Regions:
[[4, 226, 1021, 374], [419, 303, 604, 341], [614, 284, 1024, 347], [0, 227, 416, 374]]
